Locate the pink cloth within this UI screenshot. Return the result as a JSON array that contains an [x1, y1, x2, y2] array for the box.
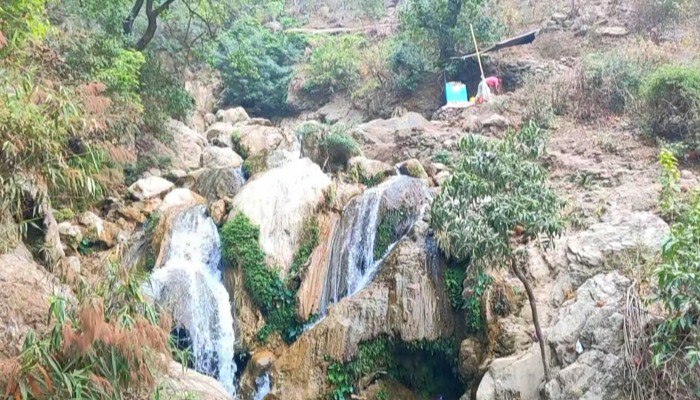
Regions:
[[484, 76, 501, 91]]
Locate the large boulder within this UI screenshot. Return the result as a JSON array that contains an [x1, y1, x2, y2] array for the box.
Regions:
[[270, 221, 455, 399], [181, 168, 246, 203], [216, 107, 250, 124], [347, 156, 396, 186], [206, 122, 236, 148], [128, 176, 175, 200], [168, 119, 207, 170], [159, 188, 207, 213], [0, 244, 70, 360], [201, 146, 244, 169], [162, 361, 234, 400], [475, 344, 549, 400], [544, 272, 632, 400], [228, 158, 332, 276], [351, 113, 460, 164]]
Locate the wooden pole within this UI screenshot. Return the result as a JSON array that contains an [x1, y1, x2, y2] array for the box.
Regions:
[[470, 23, 485, 80]]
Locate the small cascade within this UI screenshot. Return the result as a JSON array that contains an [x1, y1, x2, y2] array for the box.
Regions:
[[319, 176, 430, 314], [144, 205, 237, 394], [253, 372, 271, 400]]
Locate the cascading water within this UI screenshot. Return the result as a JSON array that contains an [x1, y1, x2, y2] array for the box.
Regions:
[[144, 205, 237, 394], [253, 372, 271, 400], [319, 176, 430, 314]]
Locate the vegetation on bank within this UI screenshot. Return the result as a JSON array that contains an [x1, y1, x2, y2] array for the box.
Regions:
[[327, 336, 462, 400]]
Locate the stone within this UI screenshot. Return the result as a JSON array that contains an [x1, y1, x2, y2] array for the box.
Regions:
[[235, 123, 300, 167], [216, 107, 250, 124], [202, 146, 244, 169], [206, 122, 236, 148], [58, 221, 83, 250], [398, 159, 429, 180], [78, 211, 123, 248], [347, 156, 396, 186], [0, 244, 70, 360], [204, 112, 217, 126], [210, 199, 227, 225], [597, 26, 629, 37], [552, 12, 568, 22], [58, 256, 82, 283], [116, 198, 162, 224], [544, 272, 632, 399], [476, 344, 549, 400], [163, 361, 234, 400], [482, 114, 511, 128], [183, 168, 246, 203], [160, 188, 207, 213], [434, 171, 451, 186], [128, 176, 175, 201], [229, 158, 332, 276], [168, 119, 207, 170], [252, 350, 276, 373], [270, 223, 455, 399], [352, 113, 461, 164]]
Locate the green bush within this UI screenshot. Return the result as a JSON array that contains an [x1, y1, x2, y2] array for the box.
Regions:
[[318, 125, 361, 170], [212, 18, 306, 116], [304, 35, 365, 95], [640, 65, 700, 146], [389, 37, 435, 93], [653, 149, 700, 373], [139, 57, 194, 129], [220, 213, 305, 342], [0, 0, 51, 48]]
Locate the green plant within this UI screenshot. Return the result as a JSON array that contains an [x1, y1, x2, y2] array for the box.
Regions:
[[212, 17, 306, 116], [652, 149, 700, 371], [629, 0, 687, 42], [431, 120, 563, 379], [0, 0, 51, 49], [432, 150, 452, 165], [640, 65, 700, 147], [220, 213, 305, 342], [374, 209, 408, 260], [318, 125, 361, 170], [304, 35, 365, 95], [140, 57, 194, 129], [289, 216, 320, 284], [0, 264, 170, 399], [463, 269, 493, 332], [389, 37, 434, 93], [445, 266, 466, 310]]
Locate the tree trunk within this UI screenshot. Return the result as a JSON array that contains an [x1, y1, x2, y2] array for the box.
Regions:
[[134, 0, 177, 50], [510, 257, 550, 381], [123, 0, 145, 36]]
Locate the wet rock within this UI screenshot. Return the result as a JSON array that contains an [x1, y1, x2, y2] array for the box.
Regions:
[[206, 122, 236, 148], [0, 244, 70, 360], [202, 146, 244, 169], [128, 176, 174, 201], [348, 156, 396, 186], [398, 159, 429, 180], [229, 158, 332, 276], [216, 107, 249, 124]]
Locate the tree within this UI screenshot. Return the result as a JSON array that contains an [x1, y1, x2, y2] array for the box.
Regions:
[[431, 121, 563, 380]]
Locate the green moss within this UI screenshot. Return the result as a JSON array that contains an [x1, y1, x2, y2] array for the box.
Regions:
[[319, 127, 361, 169], [220, 213, 305, 343], [242, 151, 268, 177], [327, 336, 463, 400], [374, 209, 407, 260], [231, 130, 249, 159], [54, 208, 76, 223], [289, 216, 320, 284]]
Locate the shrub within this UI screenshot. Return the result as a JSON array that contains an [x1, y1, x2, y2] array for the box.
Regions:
[[0, 265, 171, 399], [0, 0, 51, 48], [389, 37, 434, 93], [139, 57, 194, 129], [640, 65, 700, 147], [212, 18, 306, 116], [651, 149, 700, 385], [304, 35, 365, 95], [629, 0, 686, 42], [318, 125, 361, 170]]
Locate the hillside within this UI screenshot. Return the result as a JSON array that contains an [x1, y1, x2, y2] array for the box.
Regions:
[[1, 0, 699, 399]]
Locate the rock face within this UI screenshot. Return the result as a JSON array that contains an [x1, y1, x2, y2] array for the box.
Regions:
[[206, 122, 236, 148], [351, 112, 460, 164], [159, 188, 207, 213], [0, 244, 70, 360], [476, 344, 549, 400], [201, 146, 244, 169], [270, 221, 455, 400], [347, 156, 396, 185], [128, 176, 174, 200], [544, 272, 632, 400], [229, 158, 332, 276]]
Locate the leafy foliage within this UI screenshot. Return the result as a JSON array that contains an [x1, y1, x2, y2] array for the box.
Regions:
[[139, 57, 194, 129], [289, 216, 320, 283], [0, 0, 51, 49], [212, 18, 306, 116], [640, 65, 700, 147], [318, 125, 361, 170], [374, 209, 408, 260], [221, 213, 308, 342], [304, 35, 365, 95], [431, 121, 563, 267], [327, 336, 463, 400], [653, 149, 700, 372], [0, 264, 170, 399]]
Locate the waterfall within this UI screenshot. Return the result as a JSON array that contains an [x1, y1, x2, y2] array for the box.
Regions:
[[144, 205, 237, 394], [253, 372, 271, 400], [319, 176, 430, 314]]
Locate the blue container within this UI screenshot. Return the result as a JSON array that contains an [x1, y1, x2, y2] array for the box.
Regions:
[[445, 82, 468, 104]]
